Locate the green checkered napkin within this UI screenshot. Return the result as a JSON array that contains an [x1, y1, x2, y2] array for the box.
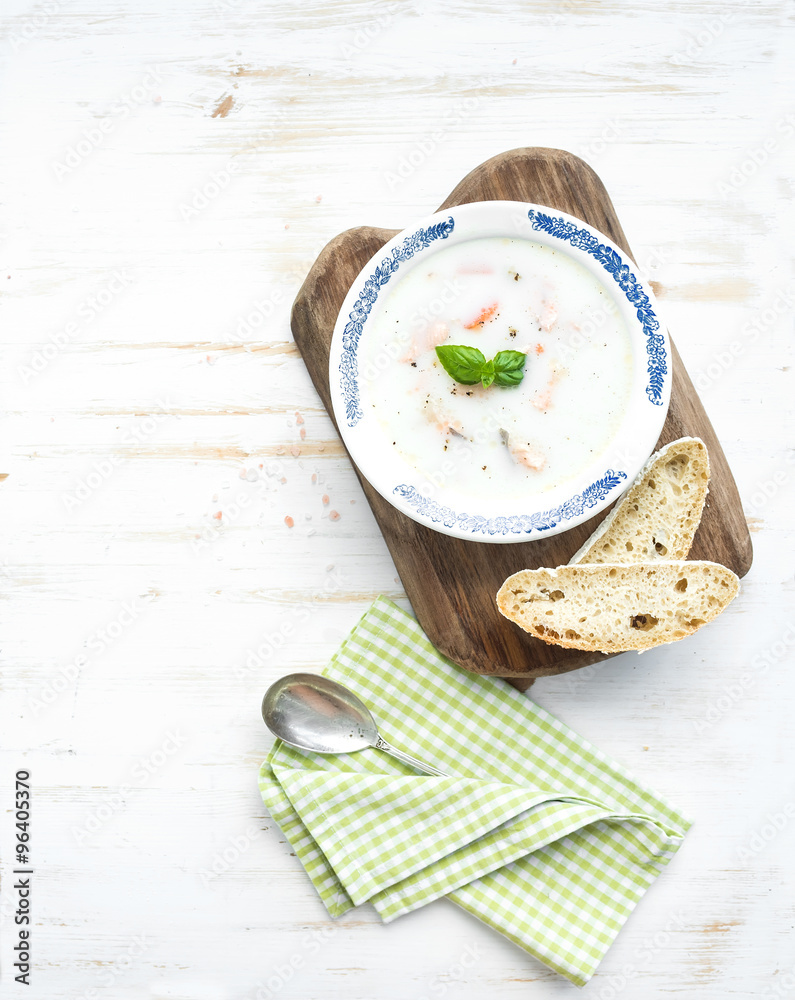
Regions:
[[258, 597, 690, 986]]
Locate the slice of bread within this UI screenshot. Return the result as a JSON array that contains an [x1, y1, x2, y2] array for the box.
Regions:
[[497, 561, 739, 653], [569, 437, 710, 566]]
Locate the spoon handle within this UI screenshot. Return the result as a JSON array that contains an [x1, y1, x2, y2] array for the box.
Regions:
[[374, 736, 448, 776]]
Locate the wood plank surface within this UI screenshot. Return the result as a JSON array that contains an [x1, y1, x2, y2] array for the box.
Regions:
[[1, 2, 791, 997], [291, 147, 753, 683]]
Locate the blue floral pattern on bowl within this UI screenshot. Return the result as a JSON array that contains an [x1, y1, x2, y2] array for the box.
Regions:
[[527, 210, 667, 405], [393, 469, 628, 537], [339, 217, 455, 426], [329, 200, 671, 543]]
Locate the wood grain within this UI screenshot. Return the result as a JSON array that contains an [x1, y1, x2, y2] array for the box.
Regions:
[[2, 5, 789, 995], [291, 147, 753, 684]]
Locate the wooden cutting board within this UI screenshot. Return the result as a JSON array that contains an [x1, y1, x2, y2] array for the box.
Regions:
[[291, 147, 753, 689]]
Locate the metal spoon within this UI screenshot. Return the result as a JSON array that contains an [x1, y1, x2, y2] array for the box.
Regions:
[[261, 673, 448, 776]]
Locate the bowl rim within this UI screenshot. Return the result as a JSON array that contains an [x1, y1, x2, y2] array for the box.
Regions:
[[328, 199, 671, 543]]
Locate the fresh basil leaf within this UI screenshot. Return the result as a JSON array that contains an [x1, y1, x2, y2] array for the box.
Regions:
[[434, 345, 528, 389], [434, 345, 487, 385], [480, 358, 495, 388], [492, 350, 527, 387]]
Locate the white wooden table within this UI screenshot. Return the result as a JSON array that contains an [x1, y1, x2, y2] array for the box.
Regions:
[[1, 1, 793, 996]]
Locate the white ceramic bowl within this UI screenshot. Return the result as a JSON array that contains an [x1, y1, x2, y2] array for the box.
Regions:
[[328, 200, 671, 543]]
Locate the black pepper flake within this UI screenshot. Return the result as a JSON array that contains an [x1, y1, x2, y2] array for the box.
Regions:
[[482, 465, 487, 470]]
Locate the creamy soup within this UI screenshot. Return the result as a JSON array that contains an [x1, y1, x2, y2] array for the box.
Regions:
[[359, 237, 633, 503]]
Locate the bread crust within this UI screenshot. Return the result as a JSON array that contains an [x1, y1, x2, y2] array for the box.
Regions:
[[497, 561, 739, 653], [569, 437, 710, 566]]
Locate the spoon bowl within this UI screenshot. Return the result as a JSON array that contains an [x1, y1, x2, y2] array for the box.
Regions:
[[261, 673, 378, 754], [261, 673, 447, 776]]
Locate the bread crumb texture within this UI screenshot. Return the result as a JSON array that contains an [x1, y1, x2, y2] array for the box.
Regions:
[[570, 437, 710, 565], [497, 561, 739, 653]]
